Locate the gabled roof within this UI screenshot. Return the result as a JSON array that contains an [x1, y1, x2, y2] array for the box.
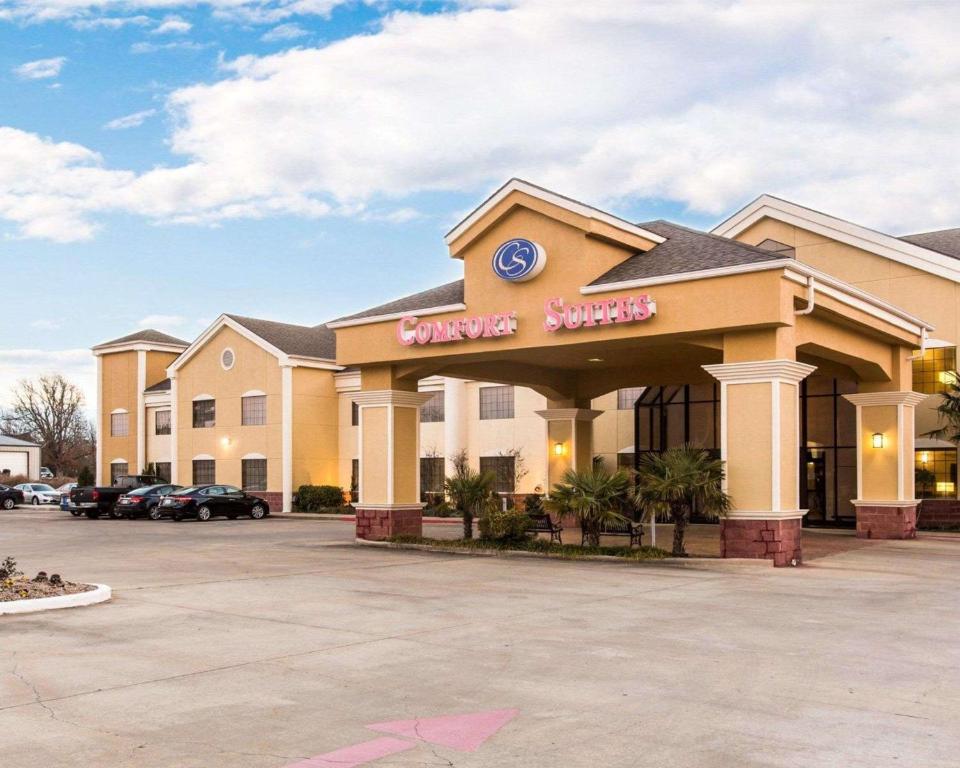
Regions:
[[899, 228, 960, 260], [0, 434, 40, 448], [327, 280, 466, 328], [711, 194, 960, 284], [92, 328, 189, 352], [588, 221, 788, 287], [225, 315, 337, 359], [144, 378, 171, 393]]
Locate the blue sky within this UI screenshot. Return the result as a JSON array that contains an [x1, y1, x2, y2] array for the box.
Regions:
[[1, 1, 958, 409]]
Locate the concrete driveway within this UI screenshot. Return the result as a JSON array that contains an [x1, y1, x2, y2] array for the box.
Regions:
[[1, 509, 959, 767]]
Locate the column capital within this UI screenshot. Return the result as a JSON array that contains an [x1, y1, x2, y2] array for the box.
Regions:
[[703, 359, 816, 385], [353, 389, 434, 407], [843, 391, 927, 408], [534, 408, 604, 422]]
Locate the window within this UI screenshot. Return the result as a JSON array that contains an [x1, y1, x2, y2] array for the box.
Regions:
[[480, 456, 515, 494], [916, 449, 957, 499], [110, 411, 129, 437], [155, 410, 171, 435], [193, 399, 215, 428], [110, 462, 128, 484], [351, 401, 360, 427], [420, 457, 445, 501], [154, 462, 171, 483], [192, 459, 215, 484], [617, 387, 645, 410], [242, 395, 266, 426], [221, 348, 235, 370], [242, 458, 267, 491], [351, 458, 359, 500], [912, 346, 957, 395], [479, 386, 514, 420], [420, 392, 445, 423]]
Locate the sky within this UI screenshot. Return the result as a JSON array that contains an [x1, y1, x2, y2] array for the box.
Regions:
[[2, 0, 959, 414]]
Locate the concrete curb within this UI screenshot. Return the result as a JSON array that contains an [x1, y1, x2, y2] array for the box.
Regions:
[[354, 539, 772, 568], [275, 513, 463, 525], [0, 583, 112, 615]]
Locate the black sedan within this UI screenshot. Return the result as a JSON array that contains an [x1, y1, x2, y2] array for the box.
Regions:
[[158, 485, 270, 522], [0, 484, 24, 510], [115, 484, 183, 519]]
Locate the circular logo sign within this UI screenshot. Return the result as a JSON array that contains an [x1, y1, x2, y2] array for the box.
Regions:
[[492, 238, 547, 282]]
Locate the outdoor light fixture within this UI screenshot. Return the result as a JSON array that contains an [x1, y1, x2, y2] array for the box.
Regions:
[[921, 451, 930, 465], [221, 436, 231, 448], [587, 357, 604, 363], [871, 432, 884, 449], [553, 442, 565, 456]]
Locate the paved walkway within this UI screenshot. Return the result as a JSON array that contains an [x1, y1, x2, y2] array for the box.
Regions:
[[1, 509, 958, 767]]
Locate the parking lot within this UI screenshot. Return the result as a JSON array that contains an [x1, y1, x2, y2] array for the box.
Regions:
[[1, 508, 959, 767]]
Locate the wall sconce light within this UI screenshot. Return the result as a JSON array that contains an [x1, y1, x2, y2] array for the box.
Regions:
[[553, 442, 565, 456], [921, 451, 929, 465], [871, 432, 884, 449], [220, 436, 231, 448]]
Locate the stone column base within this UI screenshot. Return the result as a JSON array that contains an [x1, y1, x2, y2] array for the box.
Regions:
[[720, 518, 803, 567], [355, 504, 423, 541], [852, 501, 918, 540]]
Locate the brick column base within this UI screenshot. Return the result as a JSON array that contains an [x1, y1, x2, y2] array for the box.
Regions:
[[854, 503, 917, 539], [258, 491, 283, 511], [720, 518, 803, 567], [355, 505, 423, 541]]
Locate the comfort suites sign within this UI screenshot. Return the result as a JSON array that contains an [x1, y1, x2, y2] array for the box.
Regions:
[[397, 238, 656, 347]]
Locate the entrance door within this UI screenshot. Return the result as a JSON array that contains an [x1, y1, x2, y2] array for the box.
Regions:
[[802, 449, 827, 522]]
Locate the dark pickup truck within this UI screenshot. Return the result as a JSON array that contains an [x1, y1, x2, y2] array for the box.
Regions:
[[68, 475, 161, 519]]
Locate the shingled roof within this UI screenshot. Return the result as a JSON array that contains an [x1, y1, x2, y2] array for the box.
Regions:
[[330, 279, 465, 324], [899, 228, 960, 260], [144, 378, 171, 393], [93, 328, 189, 349], [588, 220, 791, 287], [225, 314, 337, 360]]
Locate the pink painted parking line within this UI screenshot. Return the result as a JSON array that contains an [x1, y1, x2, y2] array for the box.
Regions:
[[366, 708, 519, 752], [283, 736, 416, 768]]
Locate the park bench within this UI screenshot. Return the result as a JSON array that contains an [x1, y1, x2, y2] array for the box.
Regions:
[[527, 513, 563, 544], [584, 518, 644, 547]]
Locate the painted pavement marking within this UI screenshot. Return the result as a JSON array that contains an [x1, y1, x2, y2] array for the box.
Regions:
[[283, 736, 416, 768], [366, 708, 520, 752]]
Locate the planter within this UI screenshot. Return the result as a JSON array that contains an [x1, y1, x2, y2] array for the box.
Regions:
[[0, 583, 111, 615]]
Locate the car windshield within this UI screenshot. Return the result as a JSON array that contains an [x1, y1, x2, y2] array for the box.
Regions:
[[33, 484, 55, 492], [177, 487, 200, 495], [128, 486, 156, 495]]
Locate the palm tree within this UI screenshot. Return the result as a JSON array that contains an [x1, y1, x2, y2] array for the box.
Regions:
[[546, 467, 630, 547], [925, 373, 960, 442], [444, 451, 494, 540], [632, 446, 731, 557]]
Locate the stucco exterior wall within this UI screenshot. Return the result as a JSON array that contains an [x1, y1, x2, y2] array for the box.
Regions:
[[291, 366, 340, 489], [100, 350, 138, 484]]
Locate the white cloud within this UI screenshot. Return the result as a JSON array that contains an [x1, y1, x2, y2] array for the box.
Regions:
[[29, 319, 62, 330], [103, 108, 156, 130], [14, 56, 66, 80], [0, 1, 350, 23], [3, 1, 960, 241], [70, 14, 150, 29], [151, 14, 190, 33], [261, 22, 308, 42], [0, 349, 95, 415], [137, 314, 186, 330]]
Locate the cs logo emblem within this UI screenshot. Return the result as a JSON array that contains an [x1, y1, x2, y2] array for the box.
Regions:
[[492, 238, 547, 282]]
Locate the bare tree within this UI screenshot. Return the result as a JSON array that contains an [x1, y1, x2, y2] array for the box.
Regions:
[[2, 374, 95, 476]]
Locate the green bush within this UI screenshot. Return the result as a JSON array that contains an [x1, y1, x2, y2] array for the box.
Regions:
[[479, 507, 532, 544], [523, 493, 544, 514], [296, 485, 345, 511]]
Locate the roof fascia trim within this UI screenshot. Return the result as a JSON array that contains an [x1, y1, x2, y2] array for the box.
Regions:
[[326, 303, 467, 330]]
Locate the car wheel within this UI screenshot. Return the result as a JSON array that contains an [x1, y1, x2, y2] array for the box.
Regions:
[[149, 507, 163, 521], [2, 498, 14, 510], [109, 506, 125, 520], [197, 505, 212, 522], [250, 504, 266, 520], [32, 497, 40, 506], [70, 510, 83, 517]]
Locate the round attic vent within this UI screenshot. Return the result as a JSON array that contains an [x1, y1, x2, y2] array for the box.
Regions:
[[221, 348, 235, 370]]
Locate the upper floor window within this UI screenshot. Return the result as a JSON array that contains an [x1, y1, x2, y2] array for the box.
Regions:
[[912, 346, 957, 395], [479, 385, 514, 420], [155, 410, 171, 435], [351, 401, 360, 427], [110, 411, 129, 437], [420, 392, 445, 423], [193, 399, 215, 428], [617, 387, 645, 410], [241, 395, 266, 426]]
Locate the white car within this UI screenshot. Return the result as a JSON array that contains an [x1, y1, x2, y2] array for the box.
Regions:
[[15, 483, 60, 505]]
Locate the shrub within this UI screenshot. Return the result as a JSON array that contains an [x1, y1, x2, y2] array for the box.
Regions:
[[424, 497, 457, 517], [77, 466, 94, 487], [523, 493, 544, 514], [296, 485, 346, 511], [479, 507, 532, 544], [0, 556, 22, 581]]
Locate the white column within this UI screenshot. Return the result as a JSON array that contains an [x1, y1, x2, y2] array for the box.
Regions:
[[443, 377, 468, 477], [95, 354, 103, 485], [281, 363, 294, 513], [136, 350, 146, 473], [169, 373, 179, 484]]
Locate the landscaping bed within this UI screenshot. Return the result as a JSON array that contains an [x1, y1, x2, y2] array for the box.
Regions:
[[387, 535, 669, 561], [1, 557, 95, 603]]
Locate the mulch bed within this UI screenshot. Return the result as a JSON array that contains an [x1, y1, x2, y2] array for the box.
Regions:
[[0, 578, 95, 602]]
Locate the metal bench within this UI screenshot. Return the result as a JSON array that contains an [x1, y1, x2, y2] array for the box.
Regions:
[[527, 513, 563, 544], [585, 518, 644, 547]]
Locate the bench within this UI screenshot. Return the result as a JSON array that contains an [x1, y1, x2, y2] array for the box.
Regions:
[[527, 513, 563, 544], [584, 518, 644, 547]]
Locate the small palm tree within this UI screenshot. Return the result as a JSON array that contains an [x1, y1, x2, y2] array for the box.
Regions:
[[925, 373, 960, 442], [546, 467, 630, 547], [632, 446, 731, 557], [444, 451, 494, 540]]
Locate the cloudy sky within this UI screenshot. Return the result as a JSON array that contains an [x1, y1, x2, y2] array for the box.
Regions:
[[2, 0, 959, 411]]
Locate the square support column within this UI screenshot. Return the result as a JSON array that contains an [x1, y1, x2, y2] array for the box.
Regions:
[[353, 389, 433, 540], [704, 359, 816, 566], [844, 391, 926, 539], [535, 408, 603, 491]]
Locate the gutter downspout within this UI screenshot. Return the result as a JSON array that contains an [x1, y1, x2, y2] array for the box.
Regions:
[[795, 276, 816, 315]]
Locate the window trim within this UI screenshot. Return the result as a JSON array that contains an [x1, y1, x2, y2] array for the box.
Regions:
[[478, 385, 515, 420]]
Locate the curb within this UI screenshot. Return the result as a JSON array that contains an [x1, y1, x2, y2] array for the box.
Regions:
[[0, 583, 112, 615], [275, 513, 464, 525], [354, 539, 772, 568]]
